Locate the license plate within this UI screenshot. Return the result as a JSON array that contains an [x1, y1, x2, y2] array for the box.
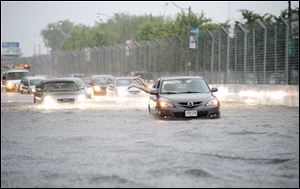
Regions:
[[185, 110, 197, 117], [58, 98, 74, 102]]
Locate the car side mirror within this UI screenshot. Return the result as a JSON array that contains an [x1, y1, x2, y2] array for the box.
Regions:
[[35, 86, 41, 92], [211, 87, 218, 92], [149, 88, 159, 95]]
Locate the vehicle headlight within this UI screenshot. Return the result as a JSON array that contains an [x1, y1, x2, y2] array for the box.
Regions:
[[118, 89, 127, 97], [44, 96, 55, 105], [77, 94, 86, 102], [31, 88, 36, 93], [7, 82, 14, 89], [159, 100, 175, 108], [87, 87, 93, 94], [206, 98, 219, 107], [94, 86, 101, 92]]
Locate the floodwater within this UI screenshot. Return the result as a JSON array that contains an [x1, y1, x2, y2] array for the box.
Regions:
[[1, 93, 299, 187]]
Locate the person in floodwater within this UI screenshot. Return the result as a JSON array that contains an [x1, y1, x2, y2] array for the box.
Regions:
[[128, 75, 151, 93]]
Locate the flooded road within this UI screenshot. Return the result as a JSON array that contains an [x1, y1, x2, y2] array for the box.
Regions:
[[1, 93, 299, 187]]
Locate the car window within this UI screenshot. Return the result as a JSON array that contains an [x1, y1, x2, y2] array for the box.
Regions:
[[29, 79, 42, 86], [161, 79, 210, 94], [6, 72, 29, 80], [116, 79, 131, 86], [74, 78, 86, 88], [44, 82, 78, 92], [24, 80, 29, 86], [94, 77, 113, 85]]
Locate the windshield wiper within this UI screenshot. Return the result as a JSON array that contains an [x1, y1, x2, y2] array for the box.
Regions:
[[178, 91, 204, 94], [161, 92, 178, 94]]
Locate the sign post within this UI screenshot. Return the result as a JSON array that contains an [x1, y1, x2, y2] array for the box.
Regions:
[[189, 27, 199, 49]]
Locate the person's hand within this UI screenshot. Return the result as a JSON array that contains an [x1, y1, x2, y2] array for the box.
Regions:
[[134, 75, 141, 80]]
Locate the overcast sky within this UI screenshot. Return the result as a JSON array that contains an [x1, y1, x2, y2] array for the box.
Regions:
[[1, 1, 298, 57]]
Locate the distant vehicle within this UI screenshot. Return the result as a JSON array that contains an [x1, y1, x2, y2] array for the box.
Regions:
[[106, 77, 146, 97], [148, 76, 220, 119], [18, 76, 47, 94], [1, 69, 30, 92], [33, 78, 87, 104], [89, 75, 114, 96]]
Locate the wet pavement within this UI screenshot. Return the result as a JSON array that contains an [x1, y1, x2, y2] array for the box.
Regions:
[[1, 93, 299, 187]]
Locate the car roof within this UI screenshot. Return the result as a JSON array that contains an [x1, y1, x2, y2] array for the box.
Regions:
[[23, 76, 46, 80], [3, 69, 29, 73], [114, 76, 135, 80], [41, 78, 78, 83], [159, 76, 205, 80], [92, 75, 114, 78]]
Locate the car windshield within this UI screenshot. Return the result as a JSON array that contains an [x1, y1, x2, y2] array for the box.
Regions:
[[29, 79, 42, 86], [6, 72, 29, 80], [94, 77, 113, 85], [44, 82, 78, 92], [74, 78, 86, 89], [160, 78, 210, 94]]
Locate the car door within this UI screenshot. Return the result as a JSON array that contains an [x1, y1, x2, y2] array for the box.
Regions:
[[149, 79, 160, 111], [34, 82, 43, 101], [23, 79, 29, 93]]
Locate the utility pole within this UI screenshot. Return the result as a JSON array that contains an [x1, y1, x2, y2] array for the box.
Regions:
[[288, 1, 292, 34], [188, 6, 191, 36]]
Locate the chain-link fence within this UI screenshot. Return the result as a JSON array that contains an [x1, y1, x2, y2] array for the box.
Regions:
[[2, 19, 299, 85]]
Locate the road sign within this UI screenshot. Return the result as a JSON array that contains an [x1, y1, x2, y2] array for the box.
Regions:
[[2, 42, 19, 48], [189, 27, 199, 49]]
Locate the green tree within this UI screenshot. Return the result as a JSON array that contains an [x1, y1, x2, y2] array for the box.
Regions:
[[240, 9, 275, 25], [41, 20, 74, 52]]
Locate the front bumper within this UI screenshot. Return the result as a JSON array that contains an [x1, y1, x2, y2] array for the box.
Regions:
[[157, 106, 220, 119], [2, 84, 18, 92]]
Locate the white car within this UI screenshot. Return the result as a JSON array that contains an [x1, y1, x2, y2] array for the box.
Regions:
[[106, 77, 146, 97], [1, 69, 30, 92]]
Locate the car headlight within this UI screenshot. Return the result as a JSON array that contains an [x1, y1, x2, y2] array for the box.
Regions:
[[159, 100, 175, 108], [206, 98, 219, 107], [87, 87, 93, 94], [77, 94, 86, 102], [118, 89, 127, 97], [94, 86, 101, 92], [44, 96, 55, 105], [7, 82, 14, 89]]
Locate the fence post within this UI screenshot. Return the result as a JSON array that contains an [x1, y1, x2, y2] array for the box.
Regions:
[[154, 39, 161, 77], [207, 30, 214, 74], [134, 42, 141, 72], [256, 19, 267, 84], [274, 24, 277, 73], [144, 41, 152, 74], [166, 38, 174, 74], [237, 23, 247, 84], [222, 26, 230, 83], [252, 26, 256, 83], [280, 16, 289, 85], [174, 35, 183, 73], [218, 30, 221, 73]]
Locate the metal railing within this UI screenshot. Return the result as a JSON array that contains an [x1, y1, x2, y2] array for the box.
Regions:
[[2, 19, 299, 85]]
